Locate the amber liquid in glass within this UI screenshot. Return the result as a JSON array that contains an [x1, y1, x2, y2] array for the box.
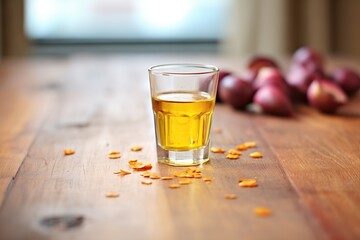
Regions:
[[152, 91, 215, 151]]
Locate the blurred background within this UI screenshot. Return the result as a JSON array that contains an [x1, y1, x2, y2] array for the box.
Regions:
[[1, 0, 360, 58]]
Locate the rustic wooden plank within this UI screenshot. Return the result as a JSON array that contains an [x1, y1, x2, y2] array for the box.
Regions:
[[0, 60, 61, 206], [253, 94, 360, 240], [0, 56, 326, 239], [250, 57, 360, 240]]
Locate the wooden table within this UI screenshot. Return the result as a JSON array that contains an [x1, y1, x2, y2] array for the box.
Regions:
[[0, 54, 359, 240]]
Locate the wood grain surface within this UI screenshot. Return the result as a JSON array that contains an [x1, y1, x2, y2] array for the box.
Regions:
[[0, 60, 61, 205], [0, 55, 359, 240]]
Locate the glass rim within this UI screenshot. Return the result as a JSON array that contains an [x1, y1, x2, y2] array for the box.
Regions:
[[148, 63, 219, 75]]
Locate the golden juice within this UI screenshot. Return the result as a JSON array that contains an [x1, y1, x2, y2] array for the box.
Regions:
[[152, 91, 215, 151]]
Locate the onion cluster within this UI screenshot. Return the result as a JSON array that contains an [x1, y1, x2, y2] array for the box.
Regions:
[[217, 47, 360, 116]]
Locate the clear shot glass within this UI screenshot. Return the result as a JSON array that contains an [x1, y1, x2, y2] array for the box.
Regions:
[[149, 64, 219, 166]]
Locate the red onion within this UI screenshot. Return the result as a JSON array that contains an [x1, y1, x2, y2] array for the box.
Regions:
[[216, 70, 231, 102], [332, 68, 360, 95], [292, 47, 323, 72], [248, 56, 279, 74], [253, 85, 294, 117], [307, 79, 348, 113], [253, 67, 289, 96], [219, 75, 254, 109], [286, 63, 324, 95]]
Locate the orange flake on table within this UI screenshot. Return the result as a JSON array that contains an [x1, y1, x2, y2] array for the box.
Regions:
[[173, 172, 187, 178], [108, 151, 121, 159], [169, 184, 180, 189], [113, 169, 131, 175], [150, 174, 160, 180], [185, 173, 194, 178], [194, 173, 203, 178], [173, 172, 184, 178], [203, 177, 212, 183], [236, 144, 248, 151], [161, 176, 173, 180], [128, 159, 138, 165], [129, 161, 141, 167], [228, 149, 242, 155], [211, 147, 226, 153], [141, 180, 152, 185], [239, 178, 257, 187], [244, 141, 257, 148], [174, 168, 202, 178], [140, 171, 151, 177], [64, 149, 75, 155], [254, 207, 272, 217], [105, 193, 120, 198], [108, 153, 121, 159], [131, 146, 142, 152], [179, 179, 192, 185], [132, 163, 152, 171], [108, 151, 120, 155], [250, 152, 263, 158], [226, 153, 240, 160], [128, 160, 152, 171], [225, 194, 237, 199]]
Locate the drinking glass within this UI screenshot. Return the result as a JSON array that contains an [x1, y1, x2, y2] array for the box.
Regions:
[[148, 64, 219, 166]]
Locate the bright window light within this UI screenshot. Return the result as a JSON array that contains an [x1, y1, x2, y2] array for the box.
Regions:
[[25, 0, 230, 41], [137, 0, 191, 28]]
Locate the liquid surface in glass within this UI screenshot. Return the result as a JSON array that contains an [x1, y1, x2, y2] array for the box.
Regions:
[[152, 91, 215, 151]]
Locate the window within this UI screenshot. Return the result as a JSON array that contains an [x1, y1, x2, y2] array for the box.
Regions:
[[25, 0, 230, 43]]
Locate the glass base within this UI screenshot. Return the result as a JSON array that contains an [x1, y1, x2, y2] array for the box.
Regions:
[[156, 144, 210, 166]]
